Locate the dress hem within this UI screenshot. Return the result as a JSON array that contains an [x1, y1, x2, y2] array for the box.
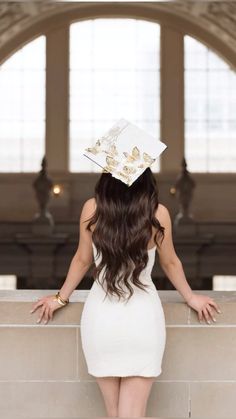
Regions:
[[88, 369, 162, 378]]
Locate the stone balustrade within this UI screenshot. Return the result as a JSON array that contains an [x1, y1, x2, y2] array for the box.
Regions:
[[0, 289, 235, 418]]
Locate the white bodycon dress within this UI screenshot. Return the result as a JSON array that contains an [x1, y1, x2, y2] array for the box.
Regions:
[[80, 242, 166, 377]]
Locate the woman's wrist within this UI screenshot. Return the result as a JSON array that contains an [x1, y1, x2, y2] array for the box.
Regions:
[[185, 292, 195, 304]]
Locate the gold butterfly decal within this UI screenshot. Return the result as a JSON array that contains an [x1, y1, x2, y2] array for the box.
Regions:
[[117, 171, 131, 182], [85, 140, 102, 155], [123, 146, 140, 162], [122, 165, 137, 175], [143, 152, 156, 164], [106, 156, 119, 168], [138, 152, 156, 168], [104, 143, 119, 157]]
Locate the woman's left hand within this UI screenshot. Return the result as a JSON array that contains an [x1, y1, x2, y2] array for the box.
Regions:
[[186, 293, 222, 324], [30, 294, 64, 324]]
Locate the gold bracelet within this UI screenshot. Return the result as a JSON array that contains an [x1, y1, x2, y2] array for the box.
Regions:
[[53, 291, 69, 306], [53, 295, 65, 306], [58, 291, 69, 304]]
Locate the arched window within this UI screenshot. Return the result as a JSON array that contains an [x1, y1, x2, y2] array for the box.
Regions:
[[1, 14, 236, 176], [69, 18, 161, 172], [0, 36, 46, 172], [184, 35, 236, 172]]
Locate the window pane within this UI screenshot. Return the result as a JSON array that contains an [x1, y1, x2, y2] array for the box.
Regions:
[[69, 19, 160, 173], [0, 275, 17, 290], [0, 36, 46, 172], [184, 35, 236, 172], [213, 276, 236, 291]]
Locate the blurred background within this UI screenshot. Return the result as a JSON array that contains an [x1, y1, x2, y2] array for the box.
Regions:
[[0, 0, 236, 292]]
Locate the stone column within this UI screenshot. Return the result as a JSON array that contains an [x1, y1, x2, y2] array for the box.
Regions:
[[46, 25, 69, 172], [160, 25, 184, 173]]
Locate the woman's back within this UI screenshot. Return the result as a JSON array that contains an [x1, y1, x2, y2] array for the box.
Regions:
[[92, 239, 157, 286], [80, 218, 166, 378]]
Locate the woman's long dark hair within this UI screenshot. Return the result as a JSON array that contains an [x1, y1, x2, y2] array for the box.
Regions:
[[85, 167, 165, 302]]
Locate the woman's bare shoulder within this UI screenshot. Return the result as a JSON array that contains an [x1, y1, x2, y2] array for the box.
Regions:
[[83, 197, 96, 211], [80, 198, 96, 220], [155, 203, 171, 224]]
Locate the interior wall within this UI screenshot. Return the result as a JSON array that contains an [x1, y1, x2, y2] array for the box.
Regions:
[[0, 172, 235, 222], [0, 3, 236, 224]]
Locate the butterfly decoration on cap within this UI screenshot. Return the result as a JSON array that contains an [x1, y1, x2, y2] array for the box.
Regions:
[[83, 118, 167, 187]]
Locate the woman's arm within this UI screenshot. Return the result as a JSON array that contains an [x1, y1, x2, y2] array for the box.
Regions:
[[155, 204, 221, 323], [155, 204, 193, 303], [58, 198, 95, 301], [30, 198, 96, 323]]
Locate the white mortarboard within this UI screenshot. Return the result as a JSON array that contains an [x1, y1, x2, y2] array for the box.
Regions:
[[83, 118, 168, 187]]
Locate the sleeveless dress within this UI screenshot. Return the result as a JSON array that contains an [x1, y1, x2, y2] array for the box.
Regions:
[[80, 242, 166, 377]]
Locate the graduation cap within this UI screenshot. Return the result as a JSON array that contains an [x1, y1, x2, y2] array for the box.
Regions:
[[83, 118, 168, 187]]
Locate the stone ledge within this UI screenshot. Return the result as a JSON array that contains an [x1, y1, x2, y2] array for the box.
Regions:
[[0, 290, 235, 326], [1, 290, 236, 418]]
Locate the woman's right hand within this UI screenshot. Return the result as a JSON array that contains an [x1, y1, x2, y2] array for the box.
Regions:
[[30, 294, 65, 324], [186, 292, 222, 324]]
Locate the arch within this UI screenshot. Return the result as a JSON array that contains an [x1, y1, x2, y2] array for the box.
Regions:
[[1, 3, 236, 175], [0, 3, 236, 71]]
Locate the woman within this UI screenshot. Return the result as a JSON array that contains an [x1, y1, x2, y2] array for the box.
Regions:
[[30, 120, 221, 418]]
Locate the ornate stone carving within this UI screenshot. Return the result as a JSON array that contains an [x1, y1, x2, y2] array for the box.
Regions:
[[32, 156, 54, 235], [167, 1, 236, 53], [1, 1, 236, 57], [173, 157, 196, 233], [0, 2, 65, 49]]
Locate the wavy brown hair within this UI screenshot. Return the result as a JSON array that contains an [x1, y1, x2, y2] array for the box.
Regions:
[[85, 167, 165, 303]]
